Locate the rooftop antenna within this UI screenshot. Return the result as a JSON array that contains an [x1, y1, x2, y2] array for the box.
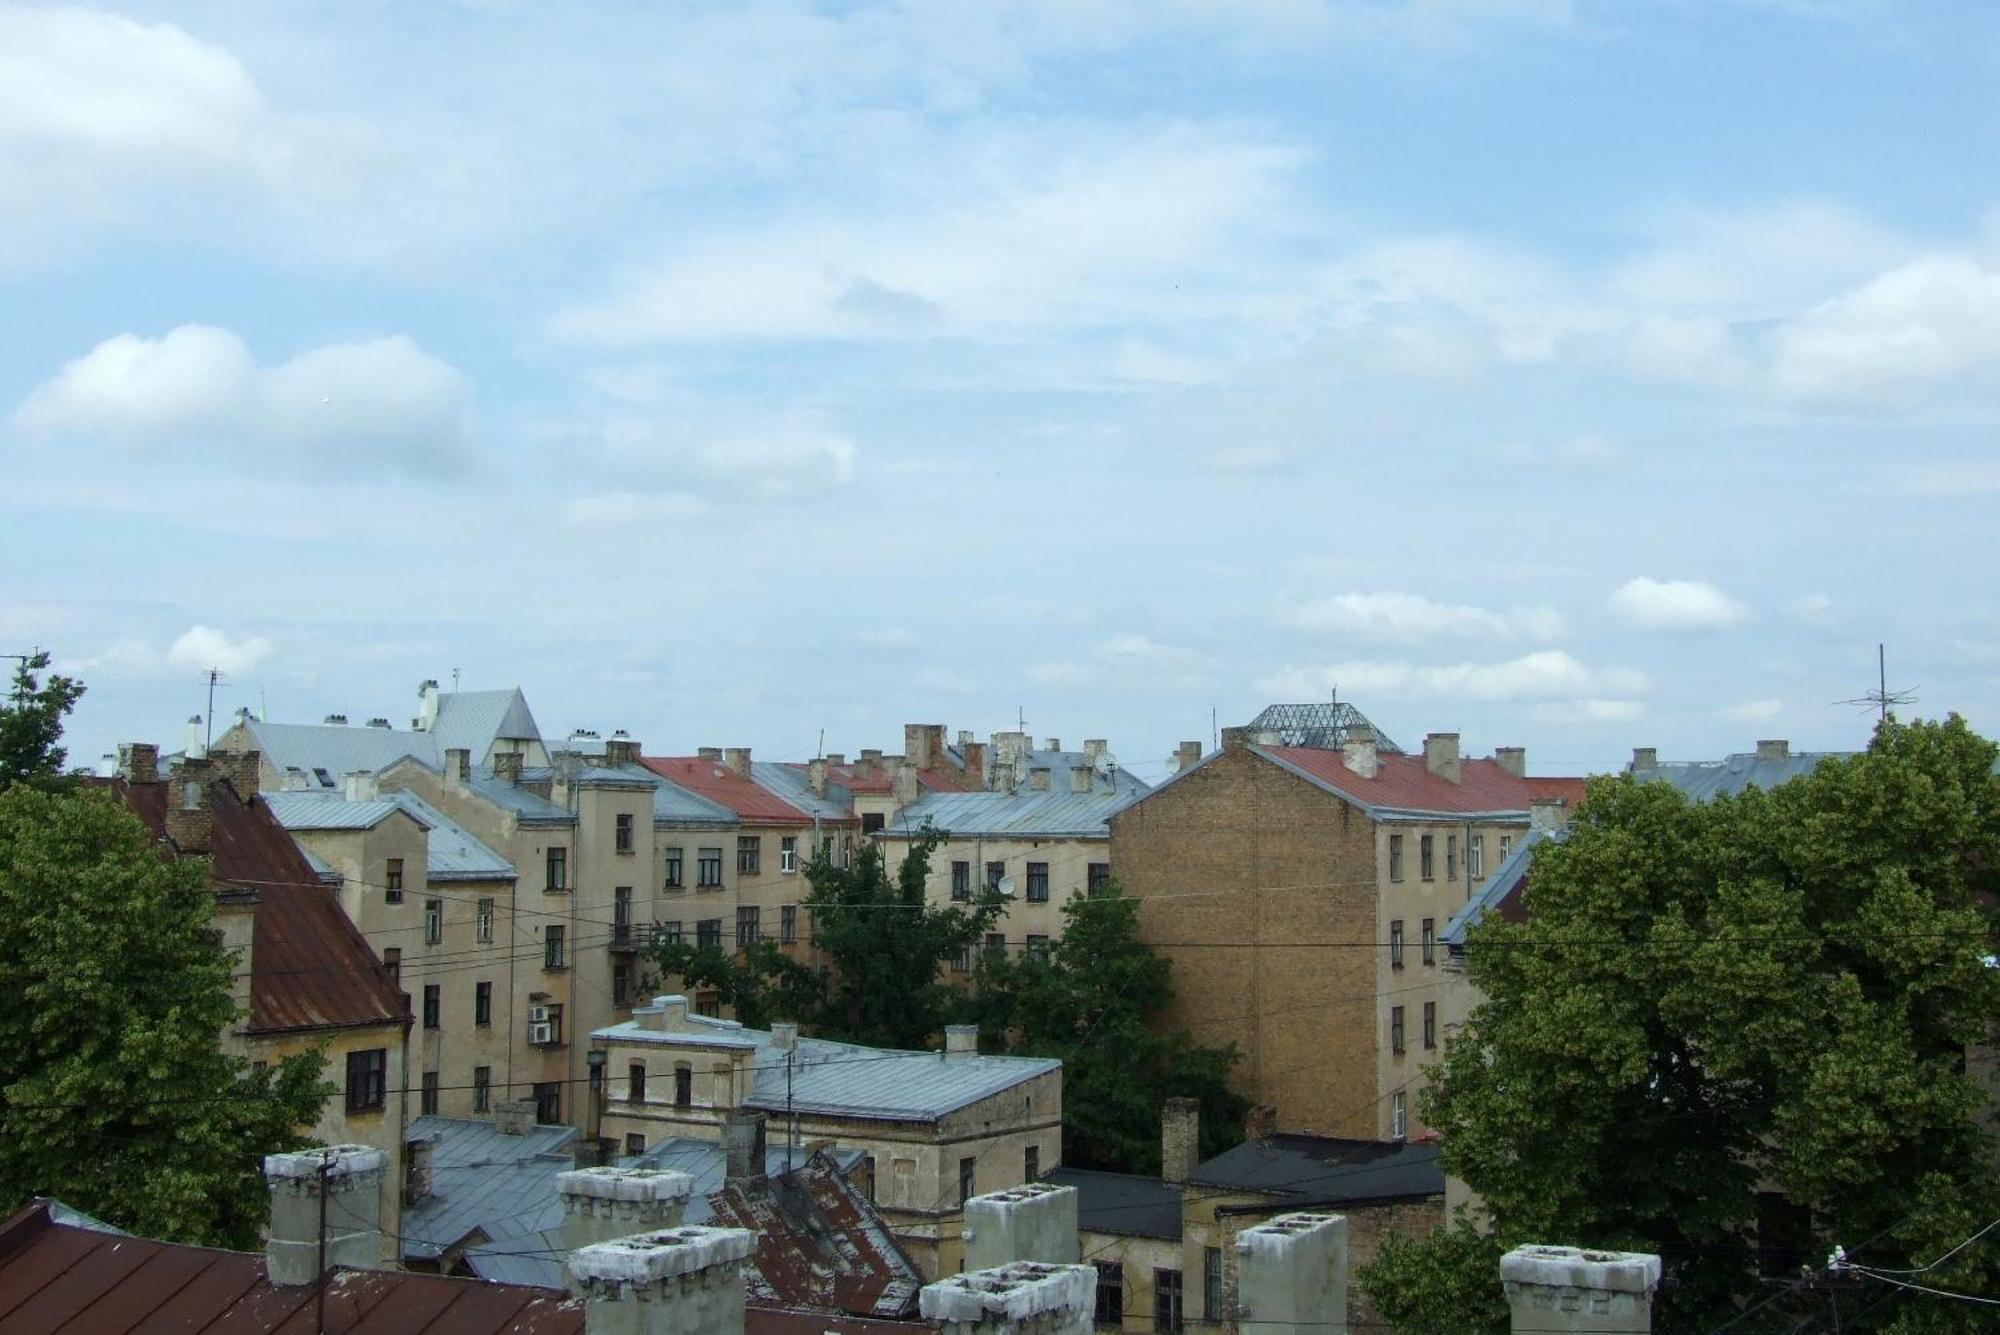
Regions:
[[451, 666, 461, 692], [1834, 643, 1917, 723], [204, 668, 222, 750], [3, 648, 39, 705]]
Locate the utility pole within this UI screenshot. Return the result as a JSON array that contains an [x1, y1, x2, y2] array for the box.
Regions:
[[205, 668, 220, 751], [314, 1155, 330, 1335], [786, 1047, 798, 1171]]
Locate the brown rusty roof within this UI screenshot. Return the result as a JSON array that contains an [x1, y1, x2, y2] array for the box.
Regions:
[[705, 1153, 925, 1320], [91, 776, 408, 1036], [0, 1201, 584, 1333]]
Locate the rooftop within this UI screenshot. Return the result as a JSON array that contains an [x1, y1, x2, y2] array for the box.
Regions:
[[1628, 745, 1856, 801], [265, 788, 516, 882], [880, 785, 1140, 840], [237, 687, 543, 788], [641, 757, 817, 827], [1190, 1133, 1444, 1203], [1043, 1166, 1184, 1241]]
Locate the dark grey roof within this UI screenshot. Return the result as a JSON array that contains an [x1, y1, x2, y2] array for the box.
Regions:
[[1044, 1167, 1182, 1241], [1441, 829, 1553, 949], [1628, 749, 1854, 801], [1189, 1134, 1443, 1203], [462, 769, 575, 824], [401, 1116, 580, 1264]]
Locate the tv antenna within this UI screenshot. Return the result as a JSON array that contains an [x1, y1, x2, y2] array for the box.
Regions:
[[1834, 643, 1917, 723]]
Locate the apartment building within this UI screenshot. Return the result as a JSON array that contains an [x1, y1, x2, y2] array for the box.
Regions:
[[1109, 704, 1582, 1141]]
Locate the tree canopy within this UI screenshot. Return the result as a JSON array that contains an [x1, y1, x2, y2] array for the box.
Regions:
[[0, 782, 330, 1247], [1362, 717, 2000, 1334], [0, 650, 85, 791]]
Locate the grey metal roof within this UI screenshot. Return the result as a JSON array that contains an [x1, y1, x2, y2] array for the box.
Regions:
[[264, 789, 515, 882], [1044, 1167, 1183, 1241], [752, 761, 853, 823], [878, 786, 1140, 841], [1189, 1134, 1444, 1202], [1629, 750, 1855, 801], [431, 688, 543, 757], [463, 769, 575, 824], [263, 792, 406, 831], [236, 688, 544, 785], [597, 1001, 1061, 1122], [651, 774, 741, 827], [1441, 828, 1552, 949], [401, 1115, 580, 1263]]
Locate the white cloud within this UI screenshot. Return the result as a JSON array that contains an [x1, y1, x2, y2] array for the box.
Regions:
[[1277, 591, 1565, 645], [13, 325, 472, 475], [1772, 256, 2000, 408], [1719, 698, 1784, 721], [1029, 633, 1208, 690], [557, 493, 704, 529], [588, 418, 859, 500], [1786, 593, 1835, 624], [1608, 577, 1751, 632], [167, 625, 271, 676], [1533, 698, 1645, 724], [1254, 649, 1648, 704]]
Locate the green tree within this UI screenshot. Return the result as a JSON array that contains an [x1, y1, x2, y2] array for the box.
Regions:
[[1361, 717, 2000, 1334], [966, 885, 1250, 1173], [0, 650, 85, 791], [645, 936, 819, 1032], [0, 783, 330, 1247]]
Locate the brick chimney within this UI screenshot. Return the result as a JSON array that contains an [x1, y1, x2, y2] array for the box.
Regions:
[[604, 733, 640, 767], [1500, 1245, 1659, 1334], [211, 748, 262, 799], [1044, 737, 1060, 752], [165, 759, 214, 852], [1238, 1211, 1350, 1335], [1756, 739, 1790, 762], [1530, 798, 1567, 834], [723, 747, 752, 781], [1494, 746, 1526, 778], [117, 742, 160, 783], [698, 747, 722, 762], [1423, 733, 1461, 783], [1175, 741, 1202, 773], [962, 740, 988, 787], [723, 1112, 767, 1186], [1630, 747, 1658, 773], [493, 751, 523, 784], [445, 747, 471, 784], [264, 1145, 387, 1284], [1162, 1097, 1200, 1185], [964, 1183, 1081, 1271], [1244, 1104, 1278, 1141], [494, 1099, 537, 1136], [905, 723, 944, 771], [1028, 768, 1051, 792], [1220, 726, 1250, 752], [567, 1225, 757, 1335]]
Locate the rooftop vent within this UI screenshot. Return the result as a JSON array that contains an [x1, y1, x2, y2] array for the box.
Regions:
[[366, 718, 391, 729], [323, 714, 348, 726]]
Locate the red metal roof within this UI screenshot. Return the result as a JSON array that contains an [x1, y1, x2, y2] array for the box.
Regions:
[[914, 765, 981, 794], [1256, 747, 1584, 816], [705, 1153, 923, 1319], [641, 758, 815, 826], [92, 777, 407, 1036]]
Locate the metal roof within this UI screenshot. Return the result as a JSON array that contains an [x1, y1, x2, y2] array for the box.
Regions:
[[236, 688, 543, 787], [879, 785, 1138, 840], [262, 792, 407, 830], [402, 1116, 580, 1264], [642, 757, 817, 826], [1441, 828, 1552, 949], [597, 1002, 1061, 1122], [1629, 749, 1854, 801], [461, 770, 574, 824], [1245, 701, 1404, 753], [1044, 1167, 1183, 1241], [431, 688, 542, 758], [707, 1151, 925, 1318], [753, 761, 856, 823], [1189, 1134, 1444, 1202], [265, 790, 516, 882], [649, 773, 742, 827]]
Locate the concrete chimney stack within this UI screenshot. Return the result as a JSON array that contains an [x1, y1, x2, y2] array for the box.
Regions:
[[568, 1225, 757, 1335], [1028, 768, 1052, 792], [1529, 798, 1567, 834], [698, 747, 722, 762], [1756, 739, 1790, 762], [343, 771, 380, 802], [604, 735, 640, 768], [1342, 739, 1378, 779], [1175, 741, 1203, 773], [1494, 746, 1527, 778], [921, 1262, 1096, 1335], [963, 1183, 1081, 1271], [1082, 739, 1107, 765], [1630, 747, 1658, 773], [1068, 764, 1093, 794], [494, 1098, 538, 1136], [263, 1145, 388, 1284], [1236, 1211, 1349, 1335], [1162, 1097, 1200, 1185], [723, 747, 752, 781], [894, 760, 921, 806], [445, 747, 471, 784], [1423, 733, 1462, 783], [808, 758, 829, 797], [723, 1112, 767, 1186], [416, 679, 441, 732], [186, 715, 207, 760], [493, 751, 523, 784], [1220, 726, 1250, 752], [945, 1024, 979, 1057], [1044, 738, 1061, 753], [906, 723, 945, 771], [1500, 1245, 1660, 1335], [558, 1167, 695, 1282]]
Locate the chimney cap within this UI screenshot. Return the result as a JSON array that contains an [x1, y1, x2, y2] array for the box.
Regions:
[[323, 714, 347, 726], [567, 1225, 756, 1287]]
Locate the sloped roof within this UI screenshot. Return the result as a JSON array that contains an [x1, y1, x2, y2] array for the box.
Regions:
[[879, 787, 1134, 840], [460, 770, 574, 825], [1044, 1167, 1183, 1241], [753, 762, 857, 824], [641, 758, 816, 826], [1441, 828, 1552, 949], [401, 1116, 581, 1265], [1189, 1134, 1444, 1202], [706, 1151, 925, 1318], [1253, 746, 1580, 819], [1630, 749, 1854, 801], [265, 789, 516, 882], [94, 776, 406, 1036], [432, 689, 541, 757], [237, 689, 543, 788]]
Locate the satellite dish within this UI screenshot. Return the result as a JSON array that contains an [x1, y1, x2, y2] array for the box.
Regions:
[[997, 877, 1017, 898]]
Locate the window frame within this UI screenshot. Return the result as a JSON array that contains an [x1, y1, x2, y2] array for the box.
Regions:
[[1389, 919, 1405, 969], [1421, 918, 1436, 966], [780, 835, 798, 874], [1094, 1261, 1125, 1327], [1424, 1000, 1437, 1049], [697, 918, 722, 950], [674, 1063, 693, 1107], [1469, 833, 1485, 880], [664, 846, 684, 889], [420, 1070, 439, 1117], [546, 846, 568, 893], [737, 835, 761, 877], [475, 897, 494, 943], [1446, 834, 1458, 881], [615, 812, 634, 853], [780, 904, 797, 945], [1391, 1004, 1406, 1055], [383, 947, 401, 984], [1025, 862, 1050, 902], [959, 1155, 977, 1205], [1026, 934, 1050, 962], [472, 1065, 491, 1113], [475, 980, 492, 1027], [951, 860, 971, 902], [1388, 833, 1404, 882], [1391, 1091, 1408, 1140], [422, 984, 440, 1030], [697, 847, 724, 888], [629, 1062, 647, 1104], [736, 905, 761, 947], [533, 1080, 561, 1125], [1153, 1268, 1183, 1335], [1087, 862, 1111, 896], [385, 857, 404, 902], [344, 1048, 387, 1114], [544, 924, 566, 970], [1419, 834, 1435, 881], [1203, 1247, 1225, 1323], [424, 897, 442, 946], [985, 860, 1005, 891]]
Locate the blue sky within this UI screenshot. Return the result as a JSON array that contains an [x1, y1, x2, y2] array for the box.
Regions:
[[4, 0, 1997, 781]]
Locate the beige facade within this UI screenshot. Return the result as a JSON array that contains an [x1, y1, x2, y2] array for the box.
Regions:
[[877, 830, 1112, 964]]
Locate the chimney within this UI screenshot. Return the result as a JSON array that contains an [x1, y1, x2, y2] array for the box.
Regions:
[[342, 771, 379, 802], [263, 1145, 387, 1284], [324, 714, 348, 726], [1068, 764, 1093, 794], [117, 742, 159, 783], [963, 1183, 1081, 1271], [1529, 798, 1566, 834], [921, 1262, 1096, 1335], [1630, 747, 1658, 773], [1175, 741, 1202, 773], [1028, 768, 1051, 792], [1494, 746, 1527, 778], [1083, 738, 1107, 764], [1162, 1097, 1200, 1185], [894, 760, 920, 806], [724, 1112, 768, 1186], [1220, 726, 1250, 751], [770, 1021, 798, 1051], [211, 748, 261, 800], [1423, 733, 1462, 783], [493, 751, 523, 784], [962, 740, 988, 787], [1342, 739, 1378, 779], [640, 995, 691, 1032], [186, 715, 206, 760], [416, 679, 441, 732], [605, 734, 640, 768], [494, 1098, 537, 1136], [1500, 1245, 1660, 1335], [366, 717, 391, 729], [1044, 737, 1060, 753], [558, 1168, 694, 1277], [445, 747, 471, 784], [698, 746, 722, 762], [1755, 738, 1790, 762], [1237, 1211, 1350, 1335], [723, 747, 752, 781], [906, 723, 944, 771], [165, 760, 214, 853], [826, 752, 845, 766], [1244, 1104, 1278, 1141], [567, 1225, 757, 1335], [403, 1134, 438, 1206], [945, 1023, 979, 1057], [807, 758, 829, 797]]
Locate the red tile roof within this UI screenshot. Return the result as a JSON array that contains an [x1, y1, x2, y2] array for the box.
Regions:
[[92, 776, 407, 1036], [1256, 747, 1583, 816], [642, 758, 815, 825]]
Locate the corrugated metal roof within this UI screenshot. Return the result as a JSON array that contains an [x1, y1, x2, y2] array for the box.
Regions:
[[708, 1152, 924, 1318], [877, 788, 1130, 839], [650, 773, 742, 827], [598, 1004, 1060, 1121], [402, 1117, 580, 1263], [462, 770, 574, 824], [238, 689, 543, 788], [1045, 1167, 1183, 1241], [753, 762, 856, 823], [1630, 750, 1854, 801], [263, 792, 409, 830], [642, 758, 816, 826]]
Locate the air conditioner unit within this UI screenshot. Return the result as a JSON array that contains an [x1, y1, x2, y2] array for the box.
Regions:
[[530, 1022, 554, 1045], [529, 1004, 549, 1024]]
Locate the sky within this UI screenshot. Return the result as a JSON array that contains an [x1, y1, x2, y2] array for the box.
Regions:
[[3, 0, 1998, 783]]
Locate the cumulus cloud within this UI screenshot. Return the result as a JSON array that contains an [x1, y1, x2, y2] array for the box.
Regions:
[[1719, 698, 1784, 722], [13, 325, 473, 476], [1277, 591, 1565, 645], [167, 625, 271, 676], [1772, 256, 2000, 408], [1254, 649, 1648, 704], [1608, 578, 1751, 632], [1029, 633, 1209, 690]]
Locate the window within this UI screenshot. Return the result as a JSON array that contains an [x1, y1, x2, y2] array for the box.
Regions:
[[984, 932, 1006, 959], [425, 897, 442, 945], [697, 847, 723, 888], [344, 1048, 387, 1113], [1499, 834, 1513, 862], [1087, 863, 1111, 896], [662, 920, 683, 944], [1391, 1005, 1406, 1055], [664, 846, 684, 889], [385, 857, 404, 903], [613, 960, 631, 1007], [1025, 1145, 1040, 1181], [674, 1064, 693, 1106], [1420, 834, 1435, 881], [1424, 1001, 1437, 1049], [544, 925, 566, 970], [1026, 934, 1050, 962], [1203, 1247, 1224, 1323], [1422, 917, 1436, 965], [862, 812, 885, 835], [614, 885, 633, 943], [534, 1081, 561, 1125], [951, 944, 970, 973], [383, 947, 401, 984], [1447, 834, 1459, 881], [420, 1070, 439, 1116], [951, 861, 971, 902], [891, 1157, 916, 1205], [959, 1156, 977, 1205], [1094, 1262, 1125, 1327], [1026, 862, 1049, 902], [472, 1065, 491, 1113], [422, 984, 440, 1030], [864, 1155, 877, 1201], [737, 836, 761, 876], [985, 860, 1005, 891], [628, 1062, 647, 1103], [1391, 1092, 1408, 1140], [1388, 834, 1404, 882], [697, 918, 722, 950], [476, 897, 494, 943], [1153, 1269, 1183, 1334], [1390, 919, 1405, 969], [1469, 834, 1484, 880], [696, 991, 721, 1018], [781, 905, 797, 945], [616, 812, 634, 853], [780, 835, 798, 874], [546, 846, 568, 892], [475, 981, 492, 1027], [625, 1133, 647, 1156], [736, 906, 761, 947]]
